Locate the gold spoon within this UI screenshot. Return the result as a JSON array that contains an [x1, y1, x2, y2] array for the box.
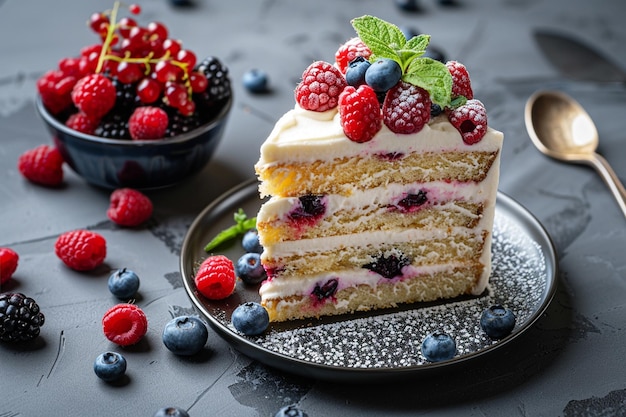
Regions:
[[525, 90, 626, 218]]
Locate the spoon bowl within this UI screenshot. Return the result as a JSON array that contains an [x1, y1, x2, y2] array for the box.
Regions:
[[525, 90, 626, 218]]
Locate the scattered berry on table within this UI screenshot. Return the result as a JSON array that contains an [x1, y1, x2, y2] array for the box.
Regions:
[[162, 315, 208, 356], [447, 99, 487, 145], [102, 303, 148, 346], [241, 228, 263, 254], [65, 112, 99, 135], [128, 106, 169, 140], [194, 255, 236, 300], [107, 188, 153, 227], [345, 56, 371, 87], [446, 60, 473, 100], [295, 61, 347, 112], [235, 253, 266, 285], [71, 73, 117, 118], [274, 405, 308, 417], [231, 302, 269, 336], [0, 247, 19, 284], [335, 37, 371, 74], [364, 58, 402, 93], [339, 84, 382, 143], [0, 293, 45, 343], [421, 331, 456, 362], [382, 81, 432, 134], [93, 351, 127, 382], [54, 229, 106, 271], [17, 144, 64, 187], [153, 407, 190, 417], [108, 268, 141, 300], [480, 305, 516, 340], [242, 69, 269, 93]]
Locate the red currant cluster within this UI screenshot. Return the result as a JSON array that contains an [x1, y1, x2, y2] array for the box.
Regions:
[[37, 1, 231, 140]]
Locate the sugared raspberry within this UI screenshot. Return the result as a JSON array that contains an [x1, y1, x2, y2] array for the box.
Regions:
[[335, 37, 372, 74], [194, 255, 236, 300], [294, 61, 347, 112], [107, 188, 153, 227], [54, 230, 107, 271], [447, 99, 488, 145], [0, 247, 19, 284], [36, 70, 77, 115], [382, 81, 432, 134], [128, 106, 169, 140], [446, 60, 473, 100], [102, 303, 148, 346], [17, 144, 64, 187], [338, 85, 382, 143], [71, 73, 116, 118], [65, 112, 99, 135]]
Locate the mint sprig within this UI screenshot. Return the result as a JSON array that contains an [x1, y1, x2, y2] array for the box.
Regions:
[[351, 15, 452, 108], [204, 209, 256, 252]]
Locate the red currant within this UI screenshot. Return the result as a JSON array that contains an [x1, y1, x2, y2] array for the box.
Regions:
[[155, 60, 182, 83], [178, 99, 196, 116], [137, 78, 161, 103], [89, 12, 109, 33], [116, 61, 143, 84], [117, 17, 137, 38], [129, 4, 141, 15], [147, 21, 168, 41], [189, 71, 208, 93], [164, 81, 187, 108], [176, 49, 197, 71], [162, 39, 182, 57]]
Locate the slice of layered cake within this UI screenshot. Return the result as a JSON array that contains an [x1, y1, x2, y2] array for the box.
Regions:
[[254, 16, 504, 322]]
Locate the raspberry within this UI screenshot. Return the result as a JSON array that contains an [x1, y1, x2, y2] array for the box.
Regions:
[[128, 106, 169, 140], [36, 69, 77, 115], [446, 60, 473, 100], [0, 293, 45, 343], [54, 229, 107, 271], [17, 144, 64, 187], [335, 37, 372, 74], [447, 99, 488, 145], [294, 61, 347, 112], [382, 81, 432, 134], [71, 73, 117, 118], [65, 112, 99, 135], [107, 188, 153, 227], [194, 255, 236, 300], [338, 85, 382, 143], [102, 303, 148, 346], [0, 247, 19, 284]]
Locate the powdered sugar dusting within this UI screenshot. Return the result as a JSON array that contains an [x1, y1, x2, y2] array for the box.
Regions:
[[226, 210, 550, 369]]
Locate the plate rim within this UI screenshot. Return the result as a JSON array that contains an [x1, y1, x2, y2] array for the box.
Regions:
[[180, 178, 559, 381]]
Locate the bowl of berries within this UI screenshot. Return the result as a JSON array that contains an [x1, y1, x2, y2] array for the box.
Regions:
[[35, 2, 232, 189]]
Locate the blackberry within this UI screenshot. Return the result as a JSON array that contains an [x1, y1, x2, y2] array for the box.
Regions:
[[194, 56, 232, 112], [430, 103, 443, 117], [95, 112, 131, 139], [111, 78, 139, 117], [165, 111, 203, 137], [0, 293, 45, 343], [363, 253, 410, 279]]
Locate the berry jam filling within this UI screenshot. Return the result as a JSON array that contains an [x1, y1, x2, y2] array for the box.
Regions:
[[375, 151, 405, 161], [288, 194, 326, 225], [395, 189, 428, 212], [264, 266, 284, 280], [363, 253, 410, 279], [311, 278, 339, 301]]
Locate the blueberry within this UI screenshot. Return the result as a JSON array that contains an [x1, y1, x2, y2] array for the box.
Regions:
[[162, 315, 208, 356], [242, 68, 269, 93], [312, 278, 339, 300], [365, 58, 402, 93], [232, 302, 269, 336], [289, 194, 326, 220], [400, 26, 420, 41], [423, 46, 446, 63], [94, 351, 127, 382], [480, 305, 516, 339], [235, 253, 267, 285], [394, 0, 420, 12], [430, 103, 443, 117], [397, 190, 428, 211], [421, 332, 456, 362], [107, 268, 140, 300], [153, 407, 190, 417], [242, 228, 263, 254], [363, 253, 410, 279], [274, 405, 308, 417], [345, 56, 371, 87]]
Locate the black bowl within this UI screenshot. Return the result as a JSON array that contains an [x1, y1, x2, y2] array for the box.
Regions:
[[36, 95, 232, 189]]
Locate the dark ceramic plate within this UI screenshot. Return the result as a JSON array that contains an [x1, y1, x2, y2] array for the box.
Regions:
[[180, 179, 558, 382]]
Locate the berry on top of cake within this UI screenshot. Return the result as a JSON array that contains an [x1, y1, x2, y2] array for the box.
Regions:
[[255, 16, 504, 322]]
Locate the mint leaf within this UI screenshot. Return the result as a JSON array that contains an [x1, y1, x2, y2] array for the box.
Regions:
[[405, 34, 430, 53], [403, 58, 452, 107], [351, 15, 407, 63], [204, 209, 257, 252]]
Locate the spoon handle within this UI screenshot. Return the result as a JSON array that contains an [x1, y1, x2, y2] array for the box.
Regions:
[[590, 153, 626, 219]]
